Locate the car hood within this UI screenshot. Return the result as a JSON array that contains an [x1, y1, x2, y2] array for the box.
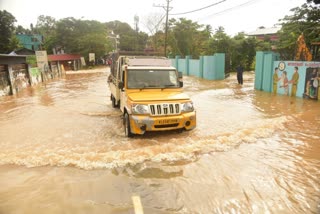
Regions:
[[127, 91, 190, 102]]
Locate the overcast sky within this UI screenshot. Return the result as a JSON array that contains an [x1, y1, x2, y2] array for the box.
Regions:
[[1, 0, 306, 35]]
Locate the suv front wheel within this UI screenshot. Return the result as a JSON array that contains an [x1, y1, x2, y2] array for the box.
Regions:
[[124, 113, 133, 138]]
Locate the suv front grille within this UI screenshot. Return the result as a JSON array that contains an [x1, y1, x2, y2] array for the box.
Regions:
[[149, 103, 180, 116]]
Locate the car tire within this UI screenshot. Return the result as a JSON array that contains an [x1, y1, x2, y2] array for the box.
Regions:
[[124, 113, 133, 138]]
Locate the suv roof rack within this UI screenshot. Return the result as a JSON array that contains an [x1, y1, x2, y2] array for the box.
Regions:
[[126, 57, 172, 67]]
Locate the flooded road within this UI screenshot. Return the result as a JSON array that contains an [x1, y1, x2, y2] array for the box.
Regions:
[[0, 67, 319, 213]]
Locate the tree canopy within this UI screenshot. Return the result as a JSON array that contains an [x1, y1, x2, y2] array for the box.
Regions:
[[2, 0, 319, 69], [277, 2, 320, 60], [105, 20, 148, 52], [0, 10, 19, 53], [55, 18, 109, 59]]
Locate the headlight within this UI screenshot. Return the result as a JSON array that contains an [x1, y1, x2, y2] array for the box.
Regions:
[[132, 104, 149, 114], [181, 102, 194, 112]]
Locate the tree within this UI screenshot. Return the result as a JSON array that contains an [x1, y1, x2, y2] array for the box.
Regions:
[[243, 37, 257, 70], [255, 35, 273, 52], [142, 13, 165, 53], [167, 18, 208, 58], [76, 32, 109, 58], [307, 0, 320, 4], [208, 27, 231, 54], [277, 3, 320, 60], [149, 30, 165, 55], [55, 18, 109, 60], [35, 15, 57, 53], [106, 20, 148, 52], [36, 15, 56, 32], [0, 10, 18, 53], [16, 25, 31, 34], [230, 32, 256, 71], [207, 27, 232, 70]]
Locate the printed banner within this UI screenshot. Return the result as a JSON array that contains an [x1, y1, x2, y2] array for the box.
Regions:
[[29, 67, 42, 85], [35, 51, 49, 73], [273, 61, 320, 100]]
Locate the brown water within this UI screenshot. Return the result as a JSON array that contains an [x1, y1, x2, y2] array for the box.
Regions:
[[0, 67, 319, 213]]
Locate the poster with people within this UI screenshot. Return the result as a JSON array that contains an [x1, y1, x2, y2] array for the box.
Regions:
[[273, 61, 320, 100]]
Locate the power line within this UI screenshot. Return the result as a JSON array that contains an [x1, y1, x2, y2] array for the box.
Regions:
[[197, 0, 261, 21], [169, 0, 227, 15]]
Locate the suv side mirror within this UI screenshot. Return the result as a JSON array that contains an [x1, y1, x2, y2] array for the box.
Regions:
[[178, 72, 183, 87], [118, 81, 124, 89]]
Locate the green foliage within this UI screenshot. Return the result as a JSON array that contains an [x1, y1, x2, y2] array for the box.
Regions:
[[277, 3, 320, 60], [5, 2, 316, 71], [16, 25, 31, 34], [166, 18, 209, 58], [231, 32, 257, 71], [34, 15, 57, 53], [0, 10, 18, 53], [8, 35, 22, 51], [26, 55, 37, 67], [208, 27, 231, 54], [150, 31, 165, 55], [105, 20, 148, 52], [55, 18, 109, 60], [76, 33, 108, 58], [35, 15, 56, 32], [207, 27, 232, 70], [307, 0, 320, 4]]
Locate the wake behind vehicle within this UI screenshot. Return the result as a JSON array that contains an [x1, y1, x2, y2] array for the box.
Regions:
[[108, 53, 196, 137]]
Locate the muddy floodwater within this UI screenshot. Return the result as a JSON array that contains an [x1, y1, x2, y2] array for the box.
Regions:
[[0, 67, 319, 214]]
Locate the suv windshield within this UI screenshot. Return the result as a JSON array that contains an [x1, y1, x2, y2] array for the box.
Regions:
[[127, 69, 179, 89]]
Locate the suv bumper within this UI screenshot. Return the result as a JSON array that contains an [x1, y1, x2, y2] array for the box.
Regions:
[[129, 111, 196, 135]]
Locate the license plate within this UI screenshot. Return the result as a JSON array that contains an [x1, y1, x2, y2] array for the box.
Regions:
[[157, 119, 178, 125]]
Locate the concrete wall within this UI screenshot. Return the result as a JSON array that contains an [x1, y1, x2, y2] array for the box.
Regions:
[[254, 51, 280, 92], [255, 51, 320, 100], [0, 55, 29, 96], [29, 67, 42, 86], [0, 55, 64, 96], [171, 53, 225, 80]]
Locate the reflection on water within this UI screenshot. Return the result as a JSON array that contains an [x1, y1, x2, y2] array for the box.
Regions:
[[0, 68, 319, 213]]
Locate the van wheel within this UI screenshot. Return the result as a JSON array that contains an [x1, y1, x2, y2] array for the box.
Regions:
[[124, 113, 133, 138]]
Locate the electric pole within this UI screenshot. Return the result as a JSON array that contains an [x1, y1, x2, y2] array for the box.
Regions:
[[164, 0, 171, 57], [154, 0, 172, 57]]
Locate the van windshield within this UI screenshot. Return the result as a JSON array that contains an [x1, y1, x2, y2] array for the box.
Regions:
[[127, 69, 179, 89]]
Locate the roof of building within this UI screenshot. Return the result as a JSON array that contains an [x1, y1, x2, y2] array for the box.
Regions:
[[10, 48, 35, 55], [48, 54, 82, 62], [0, 54, 27, 58], [247, 27, 281, 36], [127, 57, 172, 67]]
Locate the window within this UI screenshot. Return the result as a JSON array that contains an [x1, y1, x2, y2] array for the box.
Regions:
[[127, 69, 178, 89], [31, 37, 38, 42]]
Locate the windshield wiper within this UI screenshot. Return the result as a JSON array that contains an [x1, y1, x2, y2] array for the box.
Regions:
[[163, 84, 177, 87]]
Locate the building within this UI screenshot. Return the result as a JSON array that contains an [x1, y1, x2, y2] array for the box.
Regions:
[[247, 27, 281, 42], [16, 34, 43, 51], [48, 54, 82, 72], [10, 47, 35, 55], [0, 54, 30, 96]]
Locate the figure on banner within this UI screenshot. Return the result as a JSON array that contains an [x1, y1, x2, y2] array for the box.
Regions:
[[273, 67, 280, 94], [289, 66, 299, 97], [280, 71, 289, 95], [310, 69, 318, 98], [304, 68, 319, 100]]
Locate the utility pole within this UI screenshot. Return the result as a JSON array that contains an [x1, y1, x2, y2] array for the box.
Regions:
[[164, 0, 171, 57], [154, 0, 172, 57]]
